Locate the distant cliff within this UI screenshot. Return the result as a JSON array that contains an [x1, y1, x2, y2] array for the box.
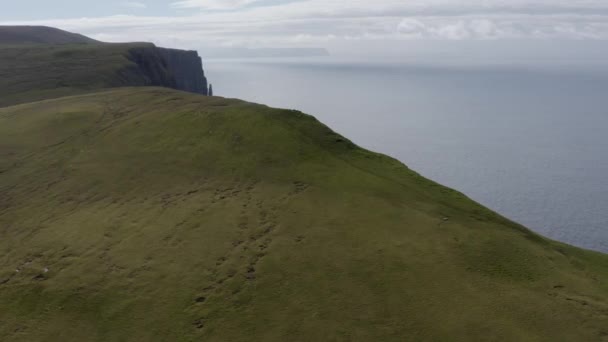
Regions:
[[0, 41, 211, 107], [0, 26, 211, 107], [123, 46, 208, 95], [158, 48, 209, 95]]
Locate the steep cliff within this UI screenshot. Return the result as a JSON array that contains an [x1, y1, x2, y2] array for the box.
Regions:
[[0, 42, 211, 107], [158, 48, 209, 95], [123, 46, 208, 95], [118, 45, 177, 90]]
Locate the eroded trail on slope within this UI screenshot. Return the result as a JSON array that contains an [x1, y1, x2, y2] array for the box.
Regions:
[[183, 180, 310, 331]]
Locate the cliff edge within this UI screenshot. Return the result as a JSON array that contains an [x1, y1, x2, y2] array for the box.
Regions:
[[159, 47, 209, 95], [0, 26, 210, 107], [124, 45, 209, 96]]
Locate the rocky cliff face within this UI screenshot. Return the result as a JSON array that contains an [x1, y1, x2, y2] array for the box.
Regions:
[[0, 42, 211, 107], [158, 48, 208, 95], [125, 46, 209, 95], [0, 27, 212, 107]]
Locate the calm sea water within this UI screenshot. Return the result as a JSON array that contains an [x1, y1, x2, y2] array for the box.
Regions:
[[205, 57, 608, 253]]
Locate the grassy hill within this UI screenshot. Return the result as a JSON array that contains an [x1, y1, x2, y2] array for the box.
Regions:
[[0, 26, 209, 107], [0, 87, 607, 341], [0, 43, 179, 108], [0, 26, 98, 45]]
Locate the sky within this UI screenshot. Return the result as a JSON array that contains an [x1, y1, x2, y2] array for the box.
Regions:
[[3, 1, 608, 57]]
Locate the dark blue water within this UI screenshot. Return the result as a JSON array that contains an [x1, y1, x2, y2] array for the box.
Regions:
[[205, 58, 608, 253]]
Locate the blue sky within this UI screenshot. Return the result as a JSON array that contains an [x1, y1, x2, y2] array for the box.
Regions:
[[3, 1, 608, 53]]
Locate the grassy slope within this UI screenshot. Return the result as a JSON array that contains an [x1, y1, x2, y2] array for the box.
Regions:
[[0, 43, 162, 108], [0, 88, 607, 341], [0, 26, 98, 45]]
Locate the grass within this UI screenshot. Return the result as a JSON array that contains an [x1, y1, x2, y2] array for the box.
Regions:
[[0, 26, 98, 45], [0, 42, 167, 107], [0, 87, 607, 341]]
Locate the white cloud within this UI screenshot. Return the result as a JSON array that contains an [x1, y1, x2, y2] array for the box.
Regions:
[[3, 0, 608, 49], [170, 0, 608, 17], [171, 0, 263, 10], [397, 18, 510, 40], [121, 1, 147, 9]]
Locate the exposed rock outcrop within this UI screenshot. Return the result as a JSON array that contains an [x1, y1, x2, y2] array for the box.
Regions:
[[0, 26, 212, 107], [125, 46, 209, 95], [158, 48, 209, 95]]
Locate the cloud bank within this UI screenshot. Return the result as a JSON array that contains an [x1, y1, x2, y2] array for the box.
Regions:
[[172, 0, 263, 10], [120, 2, 148, 9], [2, 0, 608, 49]]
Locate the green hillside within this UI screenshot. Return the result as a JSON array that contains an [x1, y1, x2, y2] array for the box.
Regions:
[[1, 87, 607, 341], [0, 43, 176, 108], [0, 26, 98, 45]]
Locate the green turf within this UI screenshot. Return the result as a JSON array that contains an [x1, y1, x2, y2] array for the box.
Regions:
[[0, 87, 606, 341], [0, 43, 172, 108], [0, 26, 98, 45]]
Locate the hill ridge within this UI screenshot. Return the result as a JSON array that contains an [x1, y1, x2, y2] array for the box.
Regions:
[[0, 25, 98, 45], [0, 37, 210, 107], [0, 87, 606, 341]]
